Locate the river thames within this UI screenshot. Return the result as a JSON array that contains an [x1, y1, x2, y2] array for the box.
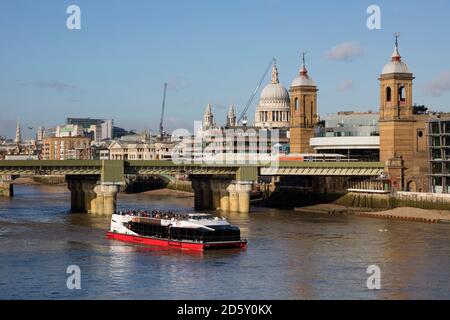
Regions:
[[0, 185, 449, 300]]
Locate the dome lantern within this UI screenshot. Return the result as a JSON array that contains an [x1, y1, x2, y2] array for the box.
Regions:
[[291, 52, 316, 87]]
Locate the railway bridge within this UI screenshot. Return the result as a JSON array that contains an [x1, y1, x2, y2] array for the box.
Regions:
[[0, 160, 384, 214]]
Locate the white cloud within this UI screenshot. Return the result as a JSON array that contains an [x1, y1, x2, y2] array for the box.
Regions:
[[166, 77, 191, 92], [37, 80, 77, 91], [20, 80, 78, 91], [338, 79, 354, 91], [424, 71, 450, 97], [326, 42, 365, 62]]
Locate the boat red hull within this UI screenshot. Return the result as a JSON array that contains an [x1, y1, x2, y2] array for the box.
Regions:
[[106, 231, 247, 251]]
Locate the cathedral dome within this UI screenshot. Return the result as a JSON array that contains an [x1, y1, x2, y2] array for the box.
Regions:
[[255, 60, 291, 129], [260, 82, 290, 102], [259, 60, 290, 106]]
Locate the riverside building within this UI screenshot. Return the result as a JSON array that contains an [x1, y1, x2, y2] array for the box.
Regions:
[[310, 111, 380, 161]]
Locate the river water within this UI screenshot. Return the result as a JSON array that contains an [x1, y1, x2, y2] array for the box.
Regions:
[[0, 185, 449, 300]]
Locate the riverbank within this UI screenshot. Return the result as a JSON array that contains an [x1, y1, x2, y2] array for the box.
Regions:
[[12, 176, 66, 185], [142, 188, 193, 197], [295, 204, 450, 224]]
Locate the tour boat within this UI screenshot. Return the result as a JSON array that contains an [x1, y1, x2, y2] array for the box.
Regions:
[[106, 211, 247, 251]]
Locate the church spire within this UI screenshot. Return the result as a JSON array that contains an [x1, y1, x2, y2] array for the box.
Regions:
[[300, 51, 308, 76], [203, 103, 215, 129], [391, 32, 402, 62], [227, 105, 236, 127], [271, 59, 279, 84]]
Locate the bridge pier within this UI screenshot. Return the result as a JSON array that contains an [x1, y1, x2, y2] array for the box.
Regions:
[[82, 180, 97, 214], [220, 189, 230, 212], [67, 176, 119, 215], [0, 175, 13, 197], [210, 180, 223, 211], [201, 180, 213, 210], [227, 184, 239, 213], [236, 181, 252, 214], [191, 177, 253, 214], [94, 184, 120, 215], [191, 179, 204, 210]]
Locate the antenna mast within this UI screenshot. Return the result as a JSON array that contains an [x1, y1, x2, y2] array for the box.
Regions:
[[237, 58, 275, 124]]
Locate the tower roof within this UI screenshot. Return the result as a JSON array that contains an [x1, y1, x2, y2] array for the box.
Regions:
[[382, 33, 411, 75], [291, 52, 316, 87]]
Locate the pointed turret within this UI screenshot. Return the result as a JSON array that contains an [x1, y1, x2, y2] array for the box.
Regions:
[[391, 32, 402, 62], [203, 103, 215, 129], [227, 105, 236, 127], [300, 52, 308, 76]]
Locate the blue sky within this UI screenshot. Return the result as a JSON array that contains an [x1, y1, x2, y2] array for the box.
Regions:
[[1, 0, 450, 138]]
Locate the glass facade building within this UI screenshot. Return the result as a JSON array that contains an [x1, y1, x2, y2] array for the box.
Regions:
[[310, 111, 380, 161], [429, 118, 450, 193]]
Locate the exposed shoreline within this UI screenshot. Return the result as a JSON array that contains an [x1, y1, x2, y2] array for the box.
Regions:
[[12, 176, 66, 186], [295, 204, 450, 224], [141, 188, 194, 197]]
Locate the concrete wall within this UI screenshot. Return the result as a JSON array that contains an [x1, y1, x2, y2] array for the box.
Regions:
[[335, 191, 450, 210]]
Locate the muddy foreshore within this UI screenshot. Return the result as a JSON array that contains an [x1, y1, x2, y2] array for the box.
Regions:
[[295, 204, 450, 224]]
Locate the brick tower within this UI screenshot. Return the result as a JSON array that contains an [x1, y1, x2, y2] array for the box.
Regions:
[[289, 53, 318, 154]]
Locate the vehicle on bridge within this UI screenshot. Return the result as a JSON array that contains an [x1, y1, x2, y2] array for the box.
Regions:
[[278, 153, 352, 162], [107, 211, 247, 251]]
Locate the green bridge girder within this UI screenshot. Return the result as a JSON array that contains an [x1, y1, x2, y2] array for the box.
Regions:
[[0, 160, 385, 183]]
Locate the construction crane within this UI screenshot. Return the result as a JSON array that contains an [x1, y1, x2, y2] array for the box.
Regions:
[[237, 58, 275, 124], [159, 82, 168, 138]]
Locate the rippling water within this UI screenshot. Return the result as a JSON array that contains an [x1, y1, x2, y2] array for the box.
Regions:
[[0, 185, 449, 300]]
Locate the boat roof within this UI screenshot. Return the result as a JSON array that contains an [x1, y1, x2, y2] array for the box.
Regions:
[[188, 213, 213, 217]]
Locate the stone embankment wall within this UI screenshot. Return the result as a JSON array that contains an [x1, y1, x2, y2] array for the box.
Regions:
[[33, 175, 66, 184], [166, 180, 193, 193], [335, 191, 450, 210]]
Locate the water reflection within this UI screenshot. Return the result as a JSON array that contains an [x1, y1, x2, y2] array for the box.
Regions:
[[0, 185, 450, 299]]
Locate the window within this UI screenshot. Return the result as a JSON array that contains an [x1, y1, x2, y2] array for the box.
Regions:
[[386, 87, 392, 102], [432, 163, 443, 174], [432, 148, 442, 160], [295, 98, 299, 111], [398, 86, 406, 102], [432, 136, 440, 147]]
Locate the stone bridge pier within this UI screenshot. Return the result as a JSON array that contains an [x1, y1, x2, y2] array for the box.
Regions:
[[67, 176, 120, 215], [0, 175, 14, 197], [191, 176, 253, 213]]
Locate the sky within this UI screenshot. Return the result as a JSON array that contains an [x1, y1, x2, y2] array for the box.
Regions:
[[1, 0, 450, 139]]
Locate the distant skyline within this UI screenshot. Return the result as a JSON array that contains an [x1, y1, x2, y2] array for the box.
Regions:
[[1, 0, 450, 138]]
